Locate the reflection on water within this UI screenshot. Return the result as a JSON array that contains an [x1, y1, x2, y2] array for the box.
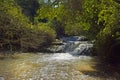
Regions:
[[0, 53, 119, 80]]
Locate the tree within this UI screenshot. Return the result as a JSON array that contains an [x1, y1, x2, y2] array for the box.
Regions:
[[15, 0, 40, 22]]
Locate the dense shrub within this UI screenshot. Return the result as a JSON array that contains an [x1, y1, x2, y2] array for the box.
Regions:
[[0, 0, 56, 52], [94, 23, 120, 64], [21, 23, 56, 52]]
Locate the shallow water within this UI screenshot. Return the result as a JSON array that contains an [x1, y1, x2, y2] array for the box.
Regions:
[[0, 53, 119, 80]]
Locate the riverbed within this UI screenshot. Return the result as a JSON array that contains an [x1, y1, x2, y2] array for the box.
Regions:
[[0, 53, 119, 80]]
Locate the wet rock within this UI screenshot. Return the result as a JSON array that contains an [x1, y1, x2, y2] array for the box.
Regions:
[[0, 77, 4, 80]]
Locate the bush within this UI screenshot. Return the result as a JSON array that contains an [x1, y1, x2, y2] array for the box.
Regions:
[[0, 0, 56, 52], [94, 26, 120, 64], [21, 23, 56, 52], [0, 12, 25, 51]]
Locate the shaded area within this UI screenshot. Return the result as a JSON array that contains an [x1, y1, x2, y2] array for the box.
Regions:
[[108, 43, 120, 66], [74, 58, 120, 80]]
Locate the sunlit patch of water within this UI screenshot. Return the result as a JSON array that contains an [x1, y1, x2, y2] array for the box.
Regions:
[[49, 53, 76, 60]]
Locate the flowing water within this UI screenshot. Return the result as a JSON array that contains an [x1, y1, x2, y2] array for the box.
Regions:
[[0, 36, 119, 80], [0, 53, 119, 80], [48, 36, 93, 55]]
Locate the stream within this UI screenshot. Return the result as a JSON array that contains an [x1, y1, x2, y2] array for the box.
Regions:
[[0, 36, 119, 80]]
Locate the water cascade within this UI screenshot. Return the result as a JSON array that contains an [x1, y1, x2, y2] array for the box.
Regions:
[[48, 36, 93, 56]]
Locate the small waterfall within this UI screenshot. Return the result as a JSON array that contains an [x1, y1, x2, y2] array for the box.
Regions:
[[62, 41, 93, 55], [48, 36, 93, 55]]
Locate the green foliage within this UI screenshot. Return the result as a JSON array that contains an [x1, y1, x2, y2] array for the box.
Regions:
[[0, 12, 25, 51], [15, 0, 40, 22], [0, 0, 28, 51], [21, 23, 56, 52], [35, 2, 66, 22], [35, 0, 84, 37], [0, 0, 56, 52], [49, 18, 65, 37], [0, 0, 28, 22], [93, 0, 120, 63]]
